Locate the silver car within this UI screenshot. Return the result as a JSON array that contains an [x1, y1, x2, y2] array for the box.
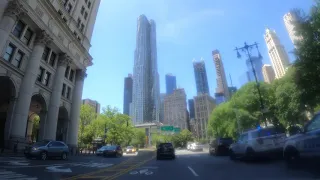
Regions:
[[24, 140, 69, 160]]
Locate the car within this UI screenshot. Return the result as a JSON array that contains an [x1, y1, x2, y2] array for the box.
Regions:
[[283, 113, 320, 168], [125, 146, 136, 154], [102, 145, 123, 157], [190, 142, 203, 151], [157, 142, 175, 160], [96, 146, 108, 156], [187, 142, 194, 150], [229, 126, 286, 161], [24, 140, 69, 160], [209, 137, 233, 156]]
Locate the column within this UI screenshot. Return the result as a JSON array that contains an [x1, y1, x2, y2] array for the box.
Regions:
[[67, 69, 86, 149], [44, 53, 71, 140], [10, 30, 52, 141], [0, 0, 24, 52]]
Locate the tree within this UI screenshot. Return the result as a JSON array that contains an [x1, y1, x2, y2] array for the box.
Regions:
[[78, 104, 97, 147], [131, 128, 146, 148], [294, 4, 320, 112]]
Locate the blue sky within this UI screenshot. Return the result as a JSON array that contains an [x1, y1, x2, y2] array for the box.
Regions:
[[82, 0, 314, 112]]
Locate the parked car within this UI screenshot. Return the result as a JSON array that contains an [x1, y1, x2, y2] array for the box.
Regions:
[[209, 137, 233, 156], [24, 140, 69, 160], [157, 142, 175, 160], [102, 145, 123, 157], [125, 146, 136, 154], [284, 112, 320, 167], [229, 126, 286, 160], [96, 146, 108, 156]]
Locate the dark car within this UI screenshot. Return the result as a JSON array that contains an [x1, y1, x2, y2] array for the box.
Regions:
[[102, 145, 123, 157], [157, 143, 175, 160], [209, 137, 233, 156], [24, 140, 69, 160]]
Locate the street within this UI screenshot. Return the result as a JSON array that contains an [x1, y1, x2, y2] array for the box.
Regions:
[[0, 150, 319, 180]]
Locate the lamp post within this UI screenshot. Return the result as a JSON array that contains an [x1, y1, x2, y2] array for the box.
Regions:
[[235, 42, 268, 127]]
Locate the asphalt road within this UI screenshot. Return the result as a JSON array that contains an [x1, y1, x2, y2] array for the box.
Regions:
[[0, 150, 319, 180]]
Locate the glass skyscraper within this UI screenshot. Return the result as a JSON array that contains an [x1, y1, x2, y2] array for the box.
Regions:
[[193, 60, 210, 95], [246, 56, 264, 82], [165, 74, 176, 95], [131, 15, 160, 124], [123, 74, 133, 115]]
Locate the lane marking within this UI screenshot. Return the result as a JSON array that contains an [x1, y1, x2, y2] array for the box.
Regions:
[[187, 166, 199, 177]]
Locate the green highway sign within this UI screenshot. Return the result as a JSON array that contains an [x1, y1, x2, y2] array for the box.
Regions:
[[160, 126, 174, 131], [173, 128, 181, 133]]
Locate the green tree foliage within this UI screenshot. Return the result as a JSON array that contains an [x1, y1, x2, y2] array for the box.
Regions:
[[78, 104, 96, 147]]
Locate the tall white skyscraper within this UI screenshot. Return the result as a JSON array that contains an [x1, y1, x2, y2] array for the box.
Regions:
[[264, 28, 290, 79], [284, 11, 303, 47], [132, 15, 160, 125]]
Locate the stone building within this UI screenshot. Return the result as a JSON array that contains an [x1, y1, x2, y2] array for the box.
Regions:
[[0, 0, 100, 150]]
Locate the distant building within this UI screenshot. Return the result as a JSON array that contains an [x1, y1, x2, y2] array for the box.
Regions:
[[262, 64, 276, 83], [82, 99, 101, 114], [164, 89, 187, 129], [212, 50, 229, 99], [193, 60, 210, 95], [123, 74, 133, 115], [228, 87, 237, 98], [284, 11, 303, 47], [165, 74, 177, 95], [188, 99, 195, 119], [194, 94, 216, 139], [214, 93, 225, 105], [159, 93, 166, 123], [246, 56, 264, 82]]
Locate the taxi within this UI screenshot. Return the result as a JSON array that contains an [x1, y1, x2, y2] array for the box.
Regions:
[[283, 112, 320, 167]]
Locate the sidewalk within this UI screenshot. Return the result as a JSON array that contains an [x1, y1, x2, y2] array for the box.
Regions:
[[0, 149, 24, 157]]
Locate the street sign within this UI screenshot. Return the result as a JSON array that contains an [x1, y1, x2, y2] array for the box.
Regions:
[[173, 128, 181, 133], [160, 126, 173, 131]]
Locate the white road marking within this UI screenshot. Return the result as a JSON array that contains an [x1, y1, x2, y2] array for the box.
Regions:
[[8, 161, 30, 166], [187, 166, 199, 177], [46, 166, 72, 173], [0, 169, 38, 180]]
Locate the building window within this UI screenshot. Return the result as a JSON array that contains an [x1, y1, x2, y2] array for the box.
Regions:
[[69, 69, 74, 82], [77, 18, 81, 28], [3, 44, 15, 62], [73, 31, 77, 36], [66, 4, 72, 13], [49, 52, 56, 67], [62, 83, 66, 96], [43, 71, 51, 86], [12, 50, 23, 68], [84, 12, 88, 20], [12, 21, 25, 38], [77, 37, 81, 42], [22, 28, 33, 45], [42, 47, 50, 61], [58, 10, 63, 16], [65, 66, 70, 78], [66, 87, 71, 99], [38, 67, 45, 82], [81, 6, 85, 15], [80, 24, 84, 32], [62, 17, 67, 23], [88, 1, 91, 8]]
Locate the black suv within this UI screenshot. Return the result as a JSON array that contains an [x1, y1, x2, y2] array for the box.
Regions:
[[209, 137, 233, 156], [157, 143, 175, 160]]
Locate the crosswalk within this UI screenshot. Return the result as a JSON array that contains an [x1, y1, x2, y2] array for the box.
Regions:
[[0, 169, 38, 180]]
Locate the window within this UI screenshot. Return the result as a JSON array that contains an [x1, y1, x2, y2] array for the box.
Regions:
[[42, 47, 50, 61], [77, 18, 81, 28], [62, 84, 66, 96], [73, 31, 77, 36], [43, 71, 51, 86], [66, 4, 72, 13], [65, 66, 70, 78], [12, 51, 23, 68], [38, 67, 45, 82], [88, 1, 91, 8], [62, 17, 67, 22], [69, 69, 74, 82], [81, 6, 85, 15], [66, 87, 71, 99], [80, 24, 84, 32], [21, 28, 33, 45], [306, 114, 320, 132], [49, 52, 56, 67], [77, 37, 81, 42], [12, 21, 25, 38], [3, 44, 15, 61], [84, 12, 88, 20], [58, 10, 63, 16]]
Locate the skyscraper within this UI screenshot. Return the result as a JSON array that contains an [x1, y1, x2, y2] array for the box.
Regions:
[[132, 15, 160, 125], [212, 50, 229, 100], [165, 74, 177, 95], [262, 64, 276, 83], [159, 93, 166, 123], [188, 99, 195, 119], [164, 89, 187, 129], [246, 56, 264, 82], [123, 74, 133, 115], [284, 11, 303, 47], [264, 28, 290, 79], [193, 60, 210, 95]]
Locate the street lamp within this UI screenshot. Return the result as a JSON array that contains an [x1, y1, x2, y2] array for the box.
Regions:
[[235, 42, 267, 127]]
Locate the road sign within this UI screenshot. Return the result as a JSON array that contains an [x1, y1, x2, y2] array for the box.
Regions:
[[173, 128, 181, 133], [160, 126, 173, 131]]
